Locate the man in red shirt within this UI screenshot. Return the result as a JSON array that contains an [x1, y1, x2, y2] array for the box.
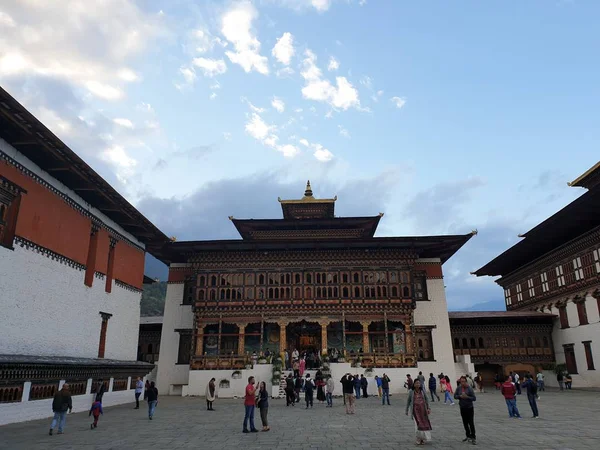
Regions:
[[501, 375, 522, 418], [243, 376, 259, 433]]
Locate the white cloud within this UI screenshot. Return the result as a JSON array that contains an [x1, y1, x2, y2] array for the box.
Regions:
[[299, 138, 310, 147], [271, 97, 285, 113], [242, 97, 266, 113], [272, 32, 295, 65], [210, 92, 218, 100], [137, 102, 154, 113], [359, 0, 367, 6], [100, 145, 137, 183], [113, 118, 134, 129], [360, 76, 373, 89], [177, 66, 197, 89], [0, 1, 165, 99], [313, 143, 334, 161], [312, 0, 332, 11], [192, 57, 227, 77], [223, 132, 232, 141], [300, 49, 360, 110], [222, 1, 269, 75], [118, 68, 139, 82], [190, 28, 227, 54], [338, 125, 350, 138], [295, 108, 303, 113], [328, 57, 339, 71], [245, 113, 272, 140], [0, 11, 16, 27], [278, 144, 300, 158], [391, 96, 407, 109], [371, 89, 384, 102], [85, 81, 123, 101], [276, 67, 295, 78]]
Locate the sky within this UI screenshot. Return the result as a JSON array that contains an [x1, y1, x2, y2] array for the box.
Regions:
[[1, 0, 599, 310]]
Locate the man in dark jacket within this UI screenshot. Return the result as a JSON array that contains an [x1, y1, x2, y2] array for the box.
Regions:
[[340, 374, 355, 414], [381, 373, 391, 405], [454, 376, 477, 445], [95, 379, 106, 402], [146, 381, 159, 420], [49, 384, 72, 435], [304, 374, 315, 408], [285, 374, 295, 406], [428, 373, 440, 402], [360, 375, 369, 398]]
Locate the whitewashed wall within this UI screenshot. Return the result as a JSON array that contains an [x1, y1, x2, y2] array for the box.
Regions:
[[413, 258, 457, 384], [550, 295, 600, 387], [188, 366, 274, 399], [0, 244, 141, 361], [0, 377, 144, 426], [156, 281, 194, 395]]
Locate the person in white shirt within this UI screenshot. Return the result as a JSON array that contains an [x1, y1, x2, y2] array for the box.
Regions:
[[292, 348, 299, 362], [536, 372, 545, 392], [134, 377, 144, 409]]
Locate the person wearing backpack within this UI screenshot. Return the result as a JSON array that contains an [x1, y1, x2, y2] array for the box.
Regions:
[[521, 374, 539, 418]]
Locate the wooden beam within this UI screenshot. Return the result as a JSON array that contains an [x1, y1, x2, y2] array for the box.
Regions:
[[46, 167, 71, 172]]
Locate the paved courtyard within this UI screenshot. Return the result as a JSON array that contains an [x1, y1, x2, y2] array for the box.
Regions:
[[1, 388, 599, 450]]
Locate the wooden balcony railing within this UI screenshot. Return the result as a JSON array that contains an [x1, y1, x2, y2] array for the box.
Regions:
[[346, 353, 416, 368], [190, 355, 250, 370]]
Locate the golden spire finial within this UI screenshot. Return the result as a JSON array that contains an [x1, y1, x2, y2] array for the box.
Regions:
[[304, 180, 313, 197]]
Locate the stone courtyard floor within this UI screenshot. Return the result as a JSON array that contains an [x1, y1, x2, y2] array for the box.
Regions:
[[1, 388, 599, 450]]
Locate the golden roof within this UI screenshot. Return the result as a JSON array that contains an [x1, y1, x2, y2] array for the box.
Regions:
[[278, 180, 337, 204]]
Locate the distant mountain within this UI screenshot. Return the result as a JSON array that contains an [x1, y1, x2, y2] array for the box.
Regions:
[[144, 253, 168, 281], [452, 298, 506, 312], [141, 281, 167, 316]]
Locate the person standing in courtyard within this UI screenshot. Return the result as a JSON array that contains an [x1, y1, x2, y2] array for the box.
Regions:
[[565, 373, 573, 389], [360, 374, 369, 398], [299, 357, 306, 377], [49, 383, 72, 436], [474, 373, 484, 393], [243, 376, 258, 433], [375, 375, 382, 397], [405, 374, 414, 391], [147, 381, 159, 420], [442, 376, 455, 405], [257, 381, 270, 431], [381, 373, 391, 405], [557, 371, 564, 391], [134, 377, 144, 409], [536, 371, 545, 392], [89, 399, 103, 429], [454, 376, 477, 445], [285, 373, 295, 406], [501, 376, 521, 419], [95, 379, 106, 402], [405, 379, 432, 445], [514, 372, 521, 395], [521, 375, 539, 418], [205, 378, 217, 411], [316, 370, 326, 404], [341, 373, 356, 414], [304, 374, 315, 408], [428, 373, 440, 402], [326, 375, 334, 407], [354, 374, 362, 399], [144, 379, 150, 400], [417, 372, 426, 393]]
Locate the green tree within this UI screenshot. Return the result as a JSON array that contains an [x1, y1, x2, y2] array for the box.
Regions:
[[140, 281, 167, 316]]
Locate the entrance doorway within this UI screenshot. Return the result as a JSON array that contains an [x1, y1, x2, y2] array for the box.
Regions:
[[287, 320, 321, 355]]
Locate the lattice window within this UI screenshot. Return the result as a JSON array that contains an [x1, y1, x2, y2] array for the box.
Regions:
[[515, 283, 523, 302], [0, 176, 26, 250], [573, 257, 584, 281], [527, 278, 535, 297], [556, 265, 565, 287], [177, 330, 192, 364], [540, 272, 549, 293], [504, 288, 512, 306], [594, 249, 600, 274]]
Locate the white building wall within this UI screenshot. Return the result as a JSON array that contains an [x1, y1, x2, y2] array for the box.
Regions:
[[413, 259, 457, 383], [550, 295, 600, 388], [0, 244, 140, 361], [156, 280, 194, 395]]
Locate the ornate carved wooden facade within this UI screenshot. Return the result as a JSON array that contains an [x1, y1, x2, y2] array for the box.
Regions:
[[159, 182, 475, 370]]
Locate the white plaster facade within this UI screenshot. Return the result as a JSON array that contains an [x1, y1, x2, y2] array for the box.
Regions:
[[156, 279, 193, 395], [548, 295, 600, 387], [0, 244, 141, 360]]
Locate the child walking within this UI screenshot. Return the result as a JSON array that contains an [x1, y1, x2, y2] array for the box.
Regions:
[[89, 400, 103, 429]]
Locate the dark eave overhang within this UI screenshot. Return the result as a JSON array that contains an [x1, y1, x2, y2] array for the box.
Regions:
[[230, 215, 382, 240], [155, 232, 475, 265], [473, 188, 600, 277], [0, 87, 170, 261]]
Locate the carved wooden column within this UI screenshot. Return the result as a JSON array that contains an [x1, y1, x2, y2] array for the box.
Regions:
[[403, 315, 414, 356], [196, 323, 204, 356], [217, 319, 223, 356], [260, 318, 264, 354], [318, 319, 330, 353], [361, 320, 371, 353], [342, 313, 347, 356], [384, 312, 389, 354], [237, 323, 246, 355], [278, 320, 289, 354]]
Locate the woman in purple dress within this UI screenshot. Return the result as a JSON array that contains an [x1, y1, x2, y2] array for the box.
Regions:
[[405, 379, 432, 445]]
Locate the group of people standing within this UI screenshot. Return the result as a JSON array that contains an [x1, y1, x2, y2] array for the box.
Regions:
[[48, 377, 159, 435]]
